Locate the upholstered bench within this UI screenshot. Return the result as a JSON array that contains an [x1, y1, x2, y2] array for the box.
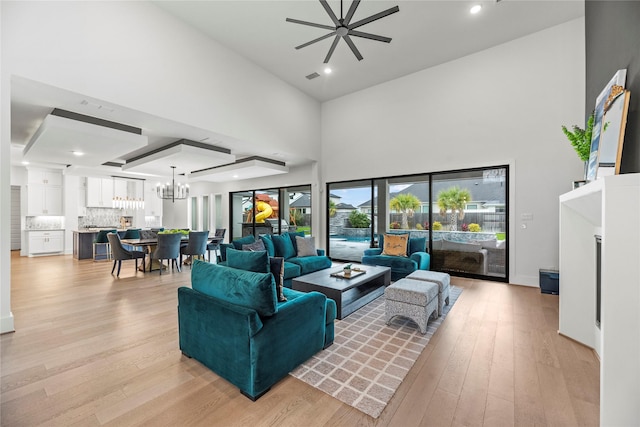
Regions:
[[406, 270, 451, 316], [384, 278, 438, 334]]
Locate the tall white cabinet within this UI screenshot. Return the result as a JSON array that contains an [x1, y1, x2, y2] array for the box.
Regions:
[[86, 177, 114, 207], [559, 173, 640, 426], [26, 168, 63, 215]]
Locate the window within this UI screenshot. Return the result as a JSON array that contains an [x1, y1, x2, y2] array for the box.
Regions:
[[229, 185, 312, 241], [202, 195, 209, 232], [327, 180, 377, 262], [327, 165, 508, 281]]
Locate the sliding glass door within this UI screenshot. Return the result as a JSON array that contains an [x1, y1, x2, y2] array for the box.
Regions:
[[326, 165, 508, 281], [327, 180, 377, 262], [229, 185, 312, 241], [431, 168, 507, 279]]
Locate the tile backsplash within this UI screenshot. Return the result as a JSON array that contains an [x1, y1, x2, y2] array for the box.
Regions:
[[25, 216, 64, 230], [78, 208, 123, 228]]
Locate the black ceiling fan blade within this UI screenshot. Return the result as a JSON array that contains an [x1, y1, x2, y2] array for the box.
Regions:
[[349, 30, 391, 43], [295, 31, 337, 50], [323, 35, 341, 64], [343, 35, 363, 61], [349, 6, 400, 30], [319, 0, 341, 27], [286, 17, 335, 31], [343, 0, 361, 25]]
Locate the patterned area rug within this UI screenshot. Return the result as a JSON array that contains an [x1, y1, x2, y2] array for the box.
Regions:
[[290, 286, 462, 418]]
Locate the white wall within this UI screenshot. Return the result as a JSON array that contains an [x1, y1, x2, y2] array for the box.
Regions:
[[2, 1, 321, 159], [0, 1, 321, 333], [320, 18, 586, 286], [187, 163, 319, 242]]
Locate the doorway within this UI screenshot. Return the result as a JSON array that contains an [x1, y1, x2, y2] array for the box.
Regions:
[[11, 186, 21, 251]]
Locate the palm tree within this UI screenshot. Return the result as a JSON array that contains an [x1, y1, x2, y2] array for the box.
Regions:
[[389, 193, 421, 229], [437, 186, 471, 231], [328, 200, 337, 217]]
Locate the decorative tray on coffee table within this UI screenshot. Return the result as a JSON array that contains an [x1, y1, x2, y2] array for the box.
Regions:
[[330, 268, 366, 280]]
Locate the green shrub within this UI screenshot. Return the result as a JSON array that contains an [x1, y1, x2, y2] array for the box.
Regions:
[[432, 221, 442, 231], [468, 223, 481, 232], [348, 210, 371, 228], [415, 223, 423, 230], [390, 221, 401, 229]]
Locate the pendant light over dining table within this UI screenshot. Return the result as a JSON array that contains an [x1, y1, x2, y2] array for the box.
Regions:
[[157, 166, 189, 203]]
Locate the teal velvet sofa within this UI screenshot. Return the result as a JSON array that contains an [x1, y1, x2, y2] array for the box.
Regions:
[[220, 232, 332, 287], [361, 234, 431, 281], [178, 260, 336, 400]]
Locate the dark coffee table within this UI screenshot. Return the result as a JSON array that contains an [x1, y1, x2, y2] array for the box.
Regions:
[[292, 265, 391, 319]]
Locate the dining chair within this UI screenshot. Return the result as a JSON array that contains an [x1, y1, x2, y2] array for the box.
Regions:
[[207, 228, 227, 263], [151, 233, 183, 275], [122, 228, 142, 251], [180, 231, 209, 267], [93, 229, 117, 261], [107, 233, 146, 276]]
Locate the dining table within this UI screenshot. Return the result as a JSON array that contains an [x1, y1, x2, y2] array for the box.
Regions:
[[121, 236, 223, 272]]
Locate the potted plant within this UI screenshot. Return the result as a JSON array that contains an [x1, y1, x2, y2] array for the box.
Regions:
[[562, 112, 594, 182], [343, 263, 352, 277]]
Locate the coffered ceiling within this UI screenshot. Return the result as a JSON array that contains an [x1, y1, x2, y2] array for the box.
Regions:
[[9, 0, 584, 181]]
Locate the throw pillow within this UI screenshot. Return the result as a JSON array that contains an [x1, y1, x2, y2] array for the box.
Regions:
[[226, 248, 269, 273], [288, 231, 306, 252], [269, 257, 287, 302], [271, 233, 296, 259], [242, 239, 266, 252], [295, 236, 317, 257], [381, 233, 409, 257], [259, 234, 276, 257], [409, 237, 427, 254], [231, 235, 257, 250], [191, 260, 277, 317]]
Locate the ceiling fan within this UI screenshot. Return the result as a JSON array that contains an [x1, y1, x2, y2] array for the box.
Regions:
[[286, 0, 400, 64]]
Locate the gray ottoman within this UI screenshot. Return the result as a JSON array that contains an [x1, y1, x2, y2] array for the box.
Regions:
[[406, 270, 451, 316], [385, 278, 438, 334]]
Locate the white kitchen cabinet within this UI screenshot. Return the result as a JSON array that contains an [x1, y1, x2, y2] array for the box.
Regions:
[[27, 184, 63, 215], [28, 168, 62, 186], [86, 177, 114, 207], [26, 168, 63, 216], [28, 230, 64, 255], [144, 183, 162, 217], [78, 178, 87, 216], [113, 178, 128, 200]]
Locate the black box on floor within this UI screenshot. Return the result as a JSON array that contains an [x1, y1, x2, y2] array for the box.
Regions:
[[539, 269, 559, 295]]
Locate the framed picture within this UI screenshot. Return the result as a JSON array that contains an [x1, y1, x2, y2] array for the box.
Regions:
[[586, 69, 627, 181], [600, 89, 631, 175]]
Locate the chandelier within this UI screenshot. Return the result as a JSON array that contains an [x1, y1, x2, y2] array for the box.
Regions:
[[112, 196, 144, 210], [157, 166, 189, 203]]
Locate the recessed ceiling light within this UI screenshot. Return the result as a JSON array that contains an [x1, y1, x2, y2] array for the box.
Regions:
[[324, 67, 332, 75], [470, 4, 482, 14], [21, 161, 29, 165], [72, 151, 84, 156]]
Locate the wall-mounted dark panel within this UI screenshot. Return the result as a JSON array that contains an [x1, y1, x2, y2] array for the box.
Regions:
[[586, 1, 640, 174]]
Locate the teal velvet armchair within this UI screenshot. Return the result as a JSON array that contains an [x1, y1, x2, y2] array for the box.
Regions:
[[361, 234, 431, 281], [178, 260, 336, 400]]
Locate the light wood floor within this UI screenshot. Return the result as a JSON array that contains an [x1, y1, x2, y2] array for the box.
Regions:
[[1, 252, 599, 426]]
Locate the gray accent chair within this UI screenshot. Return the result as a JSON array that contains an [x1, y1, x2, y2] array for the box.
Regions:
[[180, 231, 209, 267], [152, 233, 183, 274], [107, 232, 146, 276], [207, 228, 226, 263]]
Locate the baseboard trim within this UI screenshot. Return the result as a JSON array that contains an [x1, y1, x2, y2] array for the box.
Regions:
[[1, 312, 15, 334], [557, 330, 595, 351]]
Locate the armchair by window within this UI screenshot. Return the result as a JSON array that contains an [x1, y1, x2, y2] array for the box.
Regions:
[[361, 233, 430, 281]]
